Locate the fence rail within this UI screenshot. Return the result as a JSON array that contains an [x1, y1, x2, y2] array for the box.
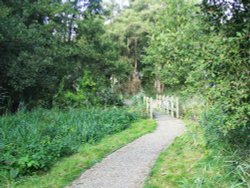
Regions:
[[143, 95, 179, 119]]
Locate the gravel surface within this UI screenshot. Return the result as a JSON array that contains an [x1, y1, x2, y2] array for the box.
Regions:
[[67, 115, 186, 188]]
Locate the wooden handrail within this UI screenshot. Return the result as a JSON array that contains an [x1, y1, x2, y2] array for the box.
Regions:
[[144, 95, 180, 119]]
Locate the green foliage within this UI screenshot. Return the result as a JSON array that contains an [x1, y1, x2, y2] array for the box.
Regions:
[[145, 120, 249, 188], [191, 32, 250, 147], [142, 0, 250, 147], [127, 92, 149, 119], [53, 71, 123, 108], [0, 0, 249, 185], [0, 0, 130, 112], [200, 107, 227, 146], [201, 0, 250, 37], [106, 0, 164, 93], [0, 107, 138, 181], [8, 119, 156, 188], [53, 71, 97, 108], [201, 106, 250, 150], [142, 0, 200, 87]]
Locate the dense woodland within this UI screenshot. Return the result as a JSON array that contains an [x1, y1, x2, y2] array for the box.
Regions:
[[0, 0, 249, 187]]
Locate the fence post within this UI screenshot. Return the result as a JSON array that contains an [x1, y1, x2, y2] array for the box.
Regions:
[[165, 96, 168, 114], [157, 95, 160, 109], [176, 97, 179, 118], [168, 96, 170, 116], [164, 95, 168, 114], [159, 95, 161, 109], [160, 95, 163, 109], [149, 98, 153, 119], [171, 96, 174, 117], [144, 95, 180, 119]]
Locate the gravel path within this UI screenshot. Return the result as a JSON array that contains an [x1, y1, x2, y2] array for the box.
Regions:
[[67, 115, 186, 188]]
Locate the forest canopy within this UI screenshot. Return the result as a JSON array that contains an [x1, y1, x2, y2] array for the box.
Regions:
[[0, 0, 129, 112]]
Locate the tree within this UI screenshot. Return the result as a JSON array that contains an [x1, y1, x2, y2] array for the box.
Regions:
[[142, 0, 199, 93], [0, 0, 127, 112], [142, 0, 249, 146], [201, 0, 250, 36], [106, 0, 164, 94]]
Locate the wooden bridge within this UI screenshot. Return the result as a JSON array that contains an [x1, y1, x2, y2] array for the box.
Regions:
[[144, 95, 180, 119]]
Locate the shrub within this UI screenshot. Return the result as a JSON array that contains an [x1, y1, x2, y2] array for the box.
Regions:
[[200, 107, 227, 147], [201, 106, 250, 149], [53, 72, 123, 108]]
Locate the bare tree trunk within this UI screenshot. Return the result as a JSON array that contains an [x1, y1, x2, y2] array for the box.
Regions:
[[134, 38, 138, 72], [154, 79, 164, 94], [126, 37, 141, 94]]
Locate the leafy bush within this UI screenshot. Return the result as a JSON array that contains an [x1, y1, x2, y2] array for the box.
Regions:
[[201, 106, 250, 149], [53, 72, 98, 108], [200, 107, 227, 147], [53, 72, 123, 108], [0, 108, 138, 181]]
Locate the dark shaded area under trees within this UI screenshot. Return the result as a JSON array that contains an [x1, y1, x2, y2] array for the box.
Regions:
[[0, 0, 128, 113]]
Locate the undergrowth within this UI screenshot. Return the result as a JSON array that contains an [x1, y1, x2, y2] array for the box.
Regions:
[[6, 119, 156, 188], [0, 107, 138, 183]]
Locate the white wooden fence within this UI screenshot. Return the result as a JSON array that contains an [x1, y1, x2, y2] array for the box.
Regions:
[[143, 95, 179, 119]]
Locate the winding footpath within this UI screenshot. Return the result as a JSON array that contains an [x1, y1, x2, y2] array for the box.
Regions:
[[68, 115, 186, 188]]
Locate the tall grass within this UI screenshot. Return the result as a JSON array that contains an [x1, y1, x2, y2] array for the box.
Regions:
[[11, 119, 156, 188], [145, 120, 248, 188], [0, 107, 138, 182]]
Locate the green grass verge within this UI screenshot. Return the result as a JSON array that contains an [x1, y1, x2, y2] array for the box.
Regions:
[[145, 120, 247, 188], [4, 119, 156, 188]]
